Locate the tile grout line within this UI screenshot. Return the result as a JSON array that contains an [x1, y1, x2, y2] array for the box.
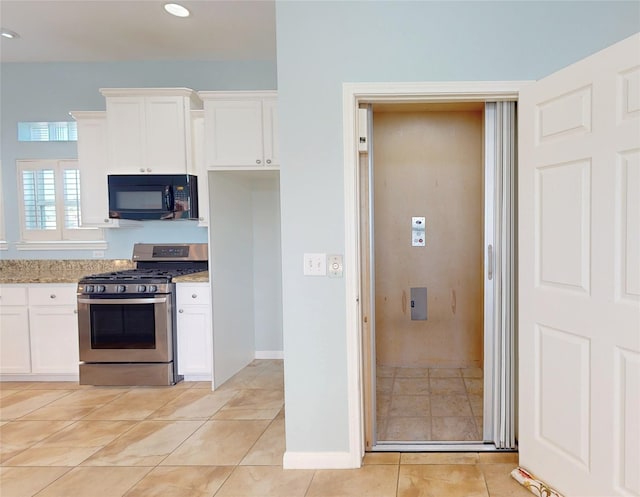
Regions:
[[462, 370, 483, 440], [395, 454, 402, 497], [459, 368, 477, 440], [427, 368, 433, 441], [2, 386, 77, 422], [28, 465, 76, 497]]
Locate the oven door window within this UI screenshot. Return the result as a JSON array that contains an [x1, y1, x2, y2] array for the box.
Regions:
[[90, 302, 156, 349]]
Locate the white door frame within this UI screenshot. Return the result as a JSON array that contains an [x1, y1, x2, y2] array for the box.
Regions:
[[342, 81, 531, 466]]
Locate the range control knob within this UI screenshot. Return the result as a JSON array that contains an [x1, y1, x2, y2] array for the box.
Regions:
[[85, 285, 94, 293], [148, 285, 157, 293], [116, 285, 126, 293], [96, 285, 106, 293], [137, 285, 147, 293]]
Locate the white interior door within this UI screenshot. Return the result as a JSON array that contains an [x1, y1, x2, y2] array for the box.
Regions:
[[519, 33, 640, 496]]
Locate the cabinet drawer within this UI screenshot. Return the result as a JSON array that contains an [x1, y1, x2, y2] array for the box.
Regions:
[[28, 285, 77, 306], [0, 286, 28, 306], [176, 284, 210, 305]]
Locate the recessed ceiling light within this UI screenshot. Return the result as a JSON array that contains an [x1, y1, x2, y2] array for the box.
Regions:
[[1, 28, 20, 39], [163, 3, 190, 18]]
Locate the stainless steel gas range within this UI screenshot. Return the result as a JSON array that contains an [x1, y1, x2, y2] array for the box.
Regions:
[[77, 243, 208, 386]]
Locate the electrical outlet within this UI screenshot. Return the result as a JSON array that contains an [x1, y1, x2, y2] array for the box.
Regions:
[[92, 250, 105, 258]]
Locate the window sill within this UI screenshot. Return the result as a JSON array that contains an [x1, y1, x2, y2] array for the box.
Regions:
[[15, 241, 108, 251]]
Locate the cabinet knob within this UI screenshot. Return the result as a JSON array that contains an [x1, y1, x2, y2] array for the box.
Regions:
[[73, 309, 78, 314], [146, 168, 152, 172], [104, 219, 110, 223], [256, 159, 261, 164], [266, 159, 272, 164], [178, 309, 184, 313], [192, 294, 197, 299], [50, 294, 56, 299], [139, 168, 145, 173]]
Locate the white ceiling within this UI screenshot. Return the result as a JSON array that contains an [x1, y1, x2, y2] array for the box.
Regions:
[[0, 0, 277, 63]]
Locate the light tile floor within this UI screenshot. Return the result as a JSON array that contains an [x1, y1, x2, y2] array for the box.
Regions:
[[0, 360, 530, 497], [377, 365, 483, 442]]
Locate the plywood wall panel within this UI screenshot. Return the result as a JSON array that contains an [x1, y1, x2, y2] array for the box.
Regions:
[[373, 110, 483, 368]]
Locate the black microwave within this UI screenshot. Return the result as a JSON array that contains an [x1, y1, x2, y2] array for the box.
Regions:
[[107, 174, 199, 220]]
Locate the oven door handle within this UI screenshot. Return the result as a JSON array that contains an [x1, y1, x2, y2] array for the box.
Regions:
[[77, 297, 169, 305]]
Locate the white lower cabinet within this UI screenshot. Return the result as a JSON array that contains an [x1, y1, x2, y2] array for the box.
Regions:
[[0, 284, 79, 379], [28, 285, 79, 375], [0, 286, 31, 374], [176, 283, 212, 380]]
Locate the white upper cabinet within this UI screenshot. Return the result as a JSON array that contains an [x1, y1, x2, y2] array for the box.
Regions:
[[70, 111, 109, 226], [71, 111, 138, 228], [199, 91, 278, 169], [191, 110, 209, 227], [101, 88, 203, 175], [262, 97, 279, 167], [0, 160, 5, 248]]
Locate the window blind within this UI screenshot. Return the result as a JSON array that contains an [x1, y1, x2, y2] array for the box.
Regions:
[[22, 169, 57, 230], [17, 159, 102, 243], [63, 168, 81, 228], [17, 122, 78, 142]]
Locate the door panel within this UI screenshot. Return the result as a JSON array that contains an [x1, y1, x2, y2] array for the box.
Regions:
[[519, 33, 640, 496]]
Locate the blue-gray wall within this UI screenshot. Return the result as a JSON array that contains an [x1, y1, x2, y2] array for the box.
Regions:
[[0, 60, 276, 259], [275, 0, 639, 454]]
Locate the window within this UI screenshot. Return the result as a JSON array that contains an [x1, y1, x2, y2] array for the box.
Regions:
[[18, 121, 77, 142], [17, 159, 103, 245]]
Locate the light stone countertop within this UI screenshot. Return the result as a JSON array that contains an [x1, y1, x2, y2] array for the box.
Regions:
[[0, 260, 209, 284], [0, 259, 134, 284], [174, 271, 209, 283]]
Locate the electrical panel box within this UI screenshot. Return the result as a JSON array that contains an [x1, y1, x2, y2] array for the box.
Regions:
[[410, 287, 428, 320]]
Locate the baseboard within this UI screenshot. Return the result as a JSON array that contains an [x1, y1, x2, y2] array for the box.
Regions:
[[255, 350, 284, 359], [282, 451, 361, 469], [182, 374, 212, 382], [0, 374, 79, 382]]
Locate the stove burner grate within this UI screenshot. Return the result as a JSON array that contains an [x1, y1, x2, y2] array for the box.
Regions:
[[80, 267, 205, 283]]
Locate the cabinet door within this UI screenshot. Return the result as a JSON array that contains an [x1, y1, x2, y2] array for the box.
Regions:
[[192, 111, 209, 227], [262, 98, 279, 167], [176, 284, 212, 378], [74, 112, 112, 227], [176, 305, 212, 377], [205, 100, 264, 167], [29, 306, 79, 375], [106, 97, 146, 173], [145, 96, 189, 173], [0, 306, 31, 374]]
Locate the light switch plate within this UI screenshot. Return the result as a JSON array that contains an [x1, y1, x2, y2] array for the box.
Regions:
[[327, 254, 343, 278], [303, 253, 327, 276]]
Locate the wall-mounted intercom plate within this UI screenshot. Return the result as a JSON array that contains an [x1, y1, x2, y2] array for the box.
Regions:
[[412, 217, 426, 247]]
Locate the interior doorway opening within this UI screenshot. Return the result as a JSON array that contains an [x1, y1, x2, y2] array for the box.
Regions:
[[358, 99, 517, 452]]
